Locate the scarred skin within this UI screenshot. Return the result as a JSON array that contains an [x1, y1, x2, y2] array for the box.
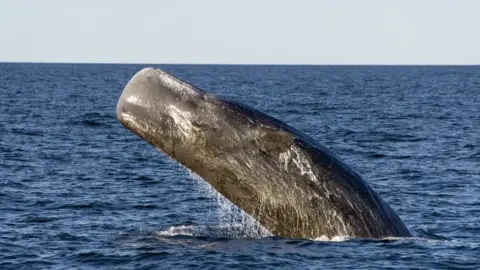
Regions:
[[116, 68, 411, 239]]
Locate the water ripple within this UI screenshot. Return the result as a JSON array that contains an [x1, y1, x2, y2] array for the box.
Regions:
[[1, 64, 479, 269]]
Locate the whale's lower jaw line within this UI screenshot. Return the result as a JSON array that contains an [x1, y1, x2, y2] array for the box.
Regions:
[[116, 67, 412, 239]]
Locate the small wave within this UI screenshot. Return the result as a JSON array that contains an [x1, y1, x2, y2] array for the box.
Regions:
[[11, 127, 44, 136], [378, 133, 425, 143], [67, 112, 113, 128], [67, 119, 111, 128], [24, 216, 57, 223], [367, 152, 413, 159], [136, 175, 155, 182], [468, 152, 480, 159], [368, 153, 387, 158], [463, 143, 476, 149], [81, 119, 107, 127], [156, 225, 198, 237], [351, 131, 426, 143], [414, 228, 451, 241], [155, 224, 270, 239], [132, 204, 159, 210], [55, 201, 114, 210]]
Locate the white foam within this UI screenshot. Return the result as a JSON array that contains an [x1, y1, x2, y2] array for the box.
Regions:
[[313, 235, 350, 242], [156, 225, 196, 236]]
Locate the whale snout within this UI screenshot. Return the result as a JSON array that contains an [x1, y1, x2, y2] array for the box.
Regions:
[[117, 67, 155, 121], [117, 67, 205, 123], [116, 67, 208, 150]]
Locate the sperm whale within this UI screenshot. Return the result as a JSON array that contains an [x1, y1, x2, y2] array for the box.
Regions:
[[116, 68, 411, 239]]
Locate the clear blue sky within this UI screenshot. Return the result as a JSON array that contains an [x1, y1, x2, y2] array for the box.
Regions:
[[1, 0, 478, 64]]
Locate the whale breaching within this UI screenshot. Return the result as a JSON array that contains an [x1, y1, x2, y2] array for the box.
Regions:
[[116, 68, 411, 239]]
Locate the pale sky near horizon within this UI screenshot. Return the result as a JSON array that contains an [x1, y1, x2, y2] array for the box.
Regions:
[[0, 0, 479, 65]]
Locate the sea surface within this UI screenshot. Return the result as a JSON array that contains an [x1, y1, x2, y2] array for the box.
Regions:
[[1, 63, 479, 269]]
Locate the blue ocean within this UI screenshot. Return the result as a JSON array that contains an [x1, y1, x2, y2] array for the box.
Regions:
[[1, 63, 479, 269]]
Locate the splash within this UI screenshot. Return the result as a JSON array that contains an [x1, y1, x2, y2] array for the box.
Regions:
[[156, 225, 197, 237], [184, 170, 272, 238], [313, 235, 350, 242]]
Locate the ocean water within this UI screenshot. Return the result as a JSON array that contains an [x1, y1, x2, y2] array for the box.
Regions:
[[1, 63, 479, 269]]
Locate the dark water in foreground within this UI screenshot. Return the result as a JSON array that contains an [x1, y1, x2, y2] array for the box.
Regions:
[[1, 63, 479, 269]]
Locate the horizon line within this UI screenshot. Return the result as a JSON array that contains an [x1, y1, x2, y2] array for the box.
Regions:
[[1, 61, 479, 67]]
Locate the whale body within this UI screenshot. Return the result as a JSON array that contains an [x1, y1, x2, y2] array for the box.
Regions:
[[116, 68, 411, 239]]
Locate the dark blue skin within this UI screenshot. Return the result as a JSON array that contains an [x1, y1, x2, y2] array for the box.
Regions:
[[116, 68, 411, 239]]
